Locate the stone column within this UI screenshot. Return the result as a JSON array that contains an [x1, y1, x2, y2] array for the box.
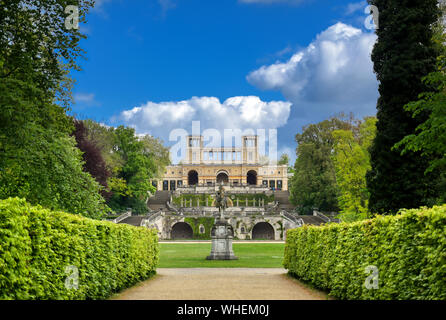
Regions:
[[246, 198, 248, 207], [206, 198, 208, 207], [190, 199, 192, 207], [253, 198, 256, 207], [236, 198, 239, 207], [197, 198, 200, 207]]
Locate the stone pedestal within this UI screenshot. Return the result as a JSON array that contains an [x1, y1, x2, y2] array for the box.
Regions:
[[206, 220, 238, 260]]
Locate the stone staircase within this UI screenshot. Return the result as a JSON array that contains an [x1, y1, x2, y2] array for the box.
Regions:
[[274, 190, 295, 211], [298, 215, 326, 226], [147, 191, 170, 211], [118, 216, 146, 227]]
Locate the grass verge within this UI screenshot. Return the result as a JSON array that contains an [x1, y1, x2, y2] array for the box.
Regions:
[[159, 243, 284, 268]]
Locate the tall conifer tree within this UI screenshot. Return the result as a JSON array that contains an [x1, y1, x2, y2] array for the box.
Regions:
[[366, 0, 440, 214]]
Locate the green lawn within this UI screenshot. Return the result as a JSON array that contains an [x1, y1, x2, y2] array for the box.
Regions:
[[159, 243, 285, 268]]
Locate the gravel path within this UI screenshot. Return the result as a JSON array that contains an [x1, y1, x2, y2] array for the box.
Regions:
[[112, 268, 328, 300]]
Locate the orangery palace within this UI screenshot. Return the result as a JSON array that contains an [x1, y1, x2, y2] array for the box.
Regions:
[[114, 135, 338, 240]]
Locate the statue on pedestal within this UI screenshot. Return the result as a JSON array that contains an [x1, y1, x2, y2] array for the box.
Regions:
[[206, 185, 238, 260]]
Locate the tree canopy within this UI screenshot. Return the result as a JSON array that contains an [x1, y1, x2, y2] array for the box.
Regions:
[[394, 56, 446, 204], [289, 116, 355, 214], [366, 0, 441, 214], [332, 117, 377, 222], [0, 1, 170, 218], [83, 122, 171, 214]]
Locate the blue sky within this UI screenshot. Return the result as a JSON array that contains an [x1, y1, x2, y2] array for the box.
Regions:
[[71, 0, 379, 164]]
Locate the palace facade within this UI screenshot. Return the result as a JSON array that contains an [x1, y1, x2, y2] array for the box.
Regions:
[[153, 135, 289, 191]]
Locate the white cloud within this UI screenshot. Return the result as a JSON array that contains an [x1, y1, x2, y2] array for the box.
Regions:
[[345, 1, 367, 15], [118, 96, 291, 138], [247, 22, 378, 118]]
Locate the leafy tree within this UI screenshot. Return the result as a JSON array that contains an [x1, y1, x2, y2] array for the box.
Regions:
[[332, 117, 377, 222], [0, 0, 94, 106], [432, 0, 446, 56], [366, 0, 441, 214], [140, 135, 171, 179], [72, 120, 111, 199], [83, 119, 125, 173], [0, 83, 107, 218], [104, 126, 157, 213], [278, 154, 290, 166], [82, 121, 168, 213], [289, 116, 354, 214], [0, 0, 109, 218], [394, 56, 446, 204]]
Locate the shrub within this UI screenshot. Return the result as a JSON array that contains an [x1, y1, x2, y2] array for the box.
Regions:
[[283, 205, 446, 300], [172, 193, 274, 207], [0, 198, 159, 300]]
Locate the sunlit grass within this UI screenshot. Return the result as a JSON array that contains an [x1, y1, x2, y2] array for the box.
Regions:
[[159, 243, 285, 268]]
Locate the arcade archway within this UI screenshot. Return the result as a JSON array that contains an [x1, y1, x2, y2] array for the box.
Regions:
[[188, 170, 198, 185], [171, 222, 193, 239], [252, 222, 275, 240], [216, 172, 229, 184], [247, 170, 257, 185]]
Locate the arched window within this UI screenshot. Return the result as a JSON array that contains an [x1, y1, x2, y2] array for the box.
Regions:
[[252, 222, 275, 240], [188, 170, 199, 185], [216, 172, 229, 184], [247, 170, 257, 185]]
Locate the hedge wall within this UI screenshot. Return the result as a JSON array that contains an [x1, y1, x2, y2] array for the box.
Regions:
[[0, 198, 159, 300], [172, 193, 274, 207], [283, 205, 446, 300], [172, 194, 213, 207]]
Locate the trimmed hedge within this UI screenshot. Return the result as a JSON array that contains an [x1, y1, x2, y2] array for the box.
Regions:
[[172, 193, 274, 207], [172, 194, 214, 207], [284, 205, 446, 300], [0, 198, 159, 300]]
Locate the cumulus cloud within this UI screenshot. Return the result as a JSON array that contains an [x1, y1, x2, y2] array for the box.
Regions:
[[247, 22, 378, 118], [118, 96, 291, 137]]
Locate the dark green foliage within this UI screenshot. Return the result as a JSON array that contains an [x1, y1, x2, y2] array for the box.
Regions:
[[394, 56, 446, 204], [284, 205, 446, 300], [0, 1, 110, 218], [0, 198, 159, 299], [0, 79, 109, 219], [366, 0, 441, 214]]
